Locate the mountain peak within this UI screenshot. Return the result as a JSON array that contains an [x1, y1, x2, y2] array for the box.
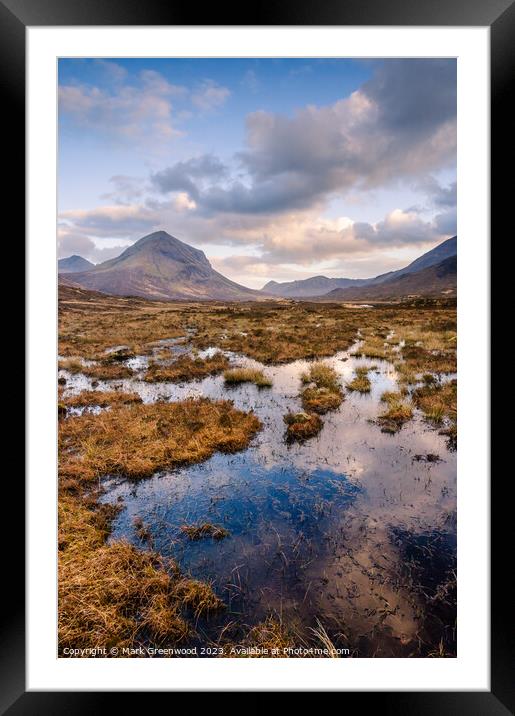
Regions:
[[58, 255, 95, 273], [62, 230, 261, 301]]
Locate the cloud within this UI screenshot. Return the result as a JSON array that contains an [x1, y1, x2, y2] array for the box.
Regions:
[[93, 59, 128, 83], [173, 192, 197, 211], [151, 155, 228, 199], [58, 60, 456, 282], [57, 227, 131, 263], [57, 229, 96, 258], [60, 204, 160, 238], [433, 207, 457, 235], [100, 175, 146, 204], [150, 60, 456, 216], [59, 68, 187, 142], [241, 69, 260, 93], [191, 80, 231, 111]]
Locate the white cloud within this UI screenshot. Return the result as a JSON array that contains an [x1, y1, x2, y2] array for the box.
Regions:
[[191, 80, 231, 111], [59, 69, 187, 142]]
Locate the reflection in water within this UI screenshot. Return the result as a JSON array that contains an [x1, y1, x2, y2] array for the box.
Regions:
[[62, 342, 456, 656]]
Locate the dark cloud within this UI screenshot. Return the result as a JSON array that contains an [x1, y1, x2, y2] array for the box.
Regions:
[[151, 155, 228, 199], [150, 60, 456, 216], [434, 207, 457, 235], [362, 60, 456, 136]]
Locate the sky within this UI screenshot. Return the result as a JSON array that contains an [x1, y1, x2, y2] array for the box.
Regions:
[[58, 58, 457, 288]]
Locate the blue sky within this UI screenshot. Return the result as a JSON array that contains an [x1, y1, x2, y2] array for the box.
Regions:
[[58, 58, 456, 287]]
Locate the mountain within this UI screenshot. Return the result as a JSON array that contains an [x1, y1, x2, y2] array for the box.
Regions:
[[262, 275, 373, 298], [323, 255, 456, 301], [65, 231, 264, 301], [261, 236, 457, 298], [58, 255, 95, 273], [371, 235, 457, 285]]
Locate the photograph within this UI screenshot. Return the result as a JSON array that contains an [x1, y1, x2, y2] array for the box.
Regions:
[[56, 57, 458, 659]]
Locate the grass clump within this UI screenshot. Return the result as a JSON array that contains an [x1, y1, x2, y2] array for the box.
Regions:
[[300, 362, 343, 414], [346, 366, 372, 393], [143, 353, 229, 383], [62, 390, 142, 409], [377, 391, 414, 433], [413, 379, 457, 446], [180, 523, 230, 541], [59, 358, 133, 381], [59, 399, 261, 489], [284, 412, 323, 442], [58, 497, 223, 653], [226, 617, 296, 658], [224, 367, 272, 388]]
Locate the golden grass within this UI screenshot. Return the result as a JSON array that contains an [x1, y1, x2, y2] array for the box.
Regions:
[[62, 390, 143, 408], [224, 367, 272, 387], [346, 366, 372, 393], [284, 412, 323, 442], [378, 391, 414, 433], [59, 399, 261, 490], [59, 286, 456, 375], [180, 523, 230, 541], [59, 358, 133, 381], [226, 617, 296, 658], [413, 380, 457, 437], [300, 362, 343, 414], [58, 497, 223, 653], [143, 353, 230, 383]]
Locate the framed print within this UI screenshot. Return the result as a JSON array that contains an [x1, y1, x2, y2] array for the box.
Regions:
[[4, 0, 510, 709]]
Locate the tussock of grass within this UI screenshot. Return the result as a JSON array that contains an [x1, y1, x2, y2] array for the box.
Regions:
[[347, 366, 372, 393], [284, 412, 323, 442], [224, 367, 272, 387], [226, 617, 296, 658], [413, 380, 456, 446], [143, 353, 229, 383], [133, 516, 152, 543], [300, 362, 343, 414], [58, 497, 223, 653], [59, 399, 261, 489], [353, 336, 391, 360], [59, 358, 133, 381], [172, 578, 224, 617], [180, 523, 230, 541], [377, 391, 413, 433], [103, 347, 135, 363], [62, 390, 142, 408]]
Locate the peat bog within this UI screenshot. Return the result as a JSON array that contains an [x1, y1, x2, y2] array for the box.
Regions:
[[58, 288, 457, 657]]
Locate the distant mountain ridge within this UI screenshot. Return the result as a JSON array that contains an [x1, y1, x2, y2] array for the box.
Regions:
[[261, 236, 457, 298], [58, 255, 95, 273], [59, 232, 456, 302], [262, 275, 373, 298], [65, 231, 265, 301], [322, 254, 456, 301]]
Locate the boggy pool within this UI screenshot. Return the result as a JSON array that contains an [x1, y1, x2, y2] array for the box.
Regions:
[[61, 340, 457, 656]]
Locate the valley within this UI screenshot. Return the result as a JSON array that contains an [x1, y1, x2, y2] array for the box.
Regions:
[[58, 287, 457, 658]]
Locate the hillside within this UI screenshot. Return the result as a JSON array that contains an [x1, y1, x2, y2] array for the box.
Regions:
[[67, 231, 265, 301]]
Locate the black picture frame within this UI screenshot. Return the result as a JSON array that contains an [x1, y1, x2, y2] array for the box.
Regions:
[[5, 0, 509, 710]]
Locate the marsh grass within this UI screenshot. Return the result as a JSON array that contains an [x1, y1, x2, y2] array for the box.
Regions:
[[300, 362, 343, 414], [413, 380, 456, 446], [59, 399, 261, 490], [347, 366, 372, 393], [226, 617, 296, 657], [377, 391, 414, 433], [58, 497, 224, 653], [224, 368, 272, 388], [180, 523, 230, 541], [283, 412, 323, 442], [144, 353, 229, 383], [59, 358, 134, 381], [62, 390, 142, 409]]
